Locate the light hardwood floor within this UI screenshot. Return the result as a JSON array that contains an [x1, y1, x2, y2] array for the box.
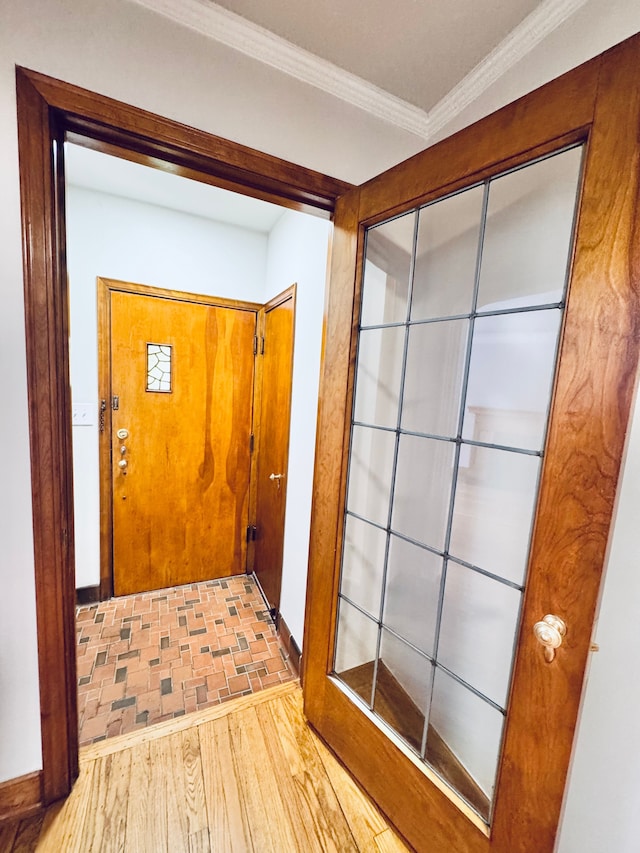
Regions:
[[0, 682, 411, 852]]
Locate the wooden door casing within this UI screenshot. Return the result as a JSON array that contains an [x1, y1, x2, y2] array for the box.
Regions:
[[303, 35, 640, 853], [16, 65, 349, 805], [253, 286, 296, 613], [99, 279, 260, 597]]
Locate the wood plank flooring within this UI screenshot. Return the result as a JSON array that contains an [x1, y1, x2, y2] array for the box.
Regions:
[[2, 682, 411, 852]]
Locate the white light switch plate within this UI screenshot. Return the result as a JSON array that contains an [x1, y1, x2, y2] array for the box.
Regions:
[[72, 403, 95, 427]]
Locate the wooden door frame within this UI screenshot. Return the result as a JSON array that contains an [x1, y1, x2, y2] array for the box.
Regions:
[[15, 65, 351, 805], [97, 277, 263, 601], [252, 284, 297, 614], [303, 35, 640, 853]]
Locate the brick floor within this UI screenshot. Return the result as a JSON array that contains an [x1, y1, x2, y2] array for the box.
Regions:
[[76, 575, 295, 745]]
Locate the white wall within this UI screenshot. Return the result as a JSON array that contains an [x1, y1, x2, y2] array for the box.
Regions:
[[2, 6, 640, 848], [66, 185, 270, 589], [264, 211, 332, 645]]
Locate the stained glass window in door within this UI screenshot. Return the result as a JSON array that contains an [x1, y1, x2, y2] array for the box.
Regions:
[[146, 343, 172, 392]]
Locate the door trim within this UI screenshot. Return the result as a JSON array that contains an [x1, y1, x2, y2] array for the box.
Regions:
[[15, 66, 350, 804], [302, 35, 640, 853], [97, 277, 263, 600]]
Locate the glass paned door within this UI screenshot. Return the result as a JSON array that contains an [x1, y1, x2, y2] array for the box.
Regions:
[[333, 146, 584, 822]]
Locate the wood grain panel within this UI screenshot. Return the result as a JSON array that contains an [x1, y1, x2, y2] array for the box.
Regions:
[[228, 707, 300, 852], [7, 683, 409, 853], [77, 751, 131, 852], [0, 772, 42, 823], [277, 614, 302, 677], [98, 278, 262, 598], [303, 31, 640, 853], [8, 812, 46, 853], [36, 764, 96, 853], [21, 68, 353, 215], [16, 68, 78, 806], [257, 695, 358, 852], [374, 828, 412, 853], [188, 828, 212, 852], [303, 190, 362, 711], [339, 663, 489, 819], [254, 286, 296, 611], [123, 742, 156, 852], [492, 33, 640, 853], [109, 287, 256, 594], [0, 820, 19, 851], [199, 717, 253, 852], [312, 729, 394, 852], [165, 729, 208, 848], [139, 740, 169, 850]]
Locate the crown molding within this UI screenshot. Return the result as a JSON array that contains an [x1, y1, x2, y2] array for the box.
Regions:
[[130, 0, 589, 143], [427, 0, 591, 137], [129, 0, 432, 138]]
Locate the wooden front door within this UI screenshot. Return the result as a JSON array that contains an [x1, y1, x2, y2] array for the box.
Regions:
[[303, 36, 640, 853], [253, 286, 296, 613], [100, 279, 258, 596]]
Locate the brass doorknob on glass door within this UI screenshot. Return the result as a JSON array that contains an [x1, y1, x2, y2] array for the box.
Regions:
[[533, 614, 566, 663]]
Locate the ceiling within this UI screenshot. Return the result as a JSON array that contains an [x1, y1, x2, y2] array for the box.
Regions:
[[211, 0, 542, 112], [131, 0, 589, 140], [65, 143, 286, 233], [67, 0, 589, 227]]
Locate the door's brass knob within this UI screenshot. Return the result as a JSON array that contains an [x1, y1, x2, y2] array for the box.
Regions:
[[533, 614, 566, 663], [269, 473, 284, 491]]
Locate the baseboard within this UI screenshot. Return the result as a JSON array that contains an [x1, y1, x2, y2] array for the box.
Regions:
[[277, 615, 302, 680], [76, 585, 101, 606], [0, 771, 43, 823]]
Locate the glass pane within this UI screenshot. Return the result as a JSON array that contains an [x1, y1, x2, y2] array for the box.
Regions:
[[449, 446, 541, 585], [462, 310, 562, 452], [337, 146, 584, 824], [374, 630, 433, 753], [354, 327, 405, 428], [346, 426, 396, 527], [340, 516, 387, 619], [412, 185, 484, 321], [402, 319, 469, 438], [361, 213, 416, 326], [427, 668, 504, 821], [477, 146, 582, 311], [334, 598, 379, 705], [392, 434, 454, 550], [438, 563, 522, 708], [146, 343, 172, 392], [383, 535, 442, 656]]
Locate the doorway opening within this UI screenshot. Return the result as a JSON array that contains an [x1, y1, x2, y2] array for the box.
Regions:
[[16, 64, 350, 802], [65, 142, 329, 744]]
